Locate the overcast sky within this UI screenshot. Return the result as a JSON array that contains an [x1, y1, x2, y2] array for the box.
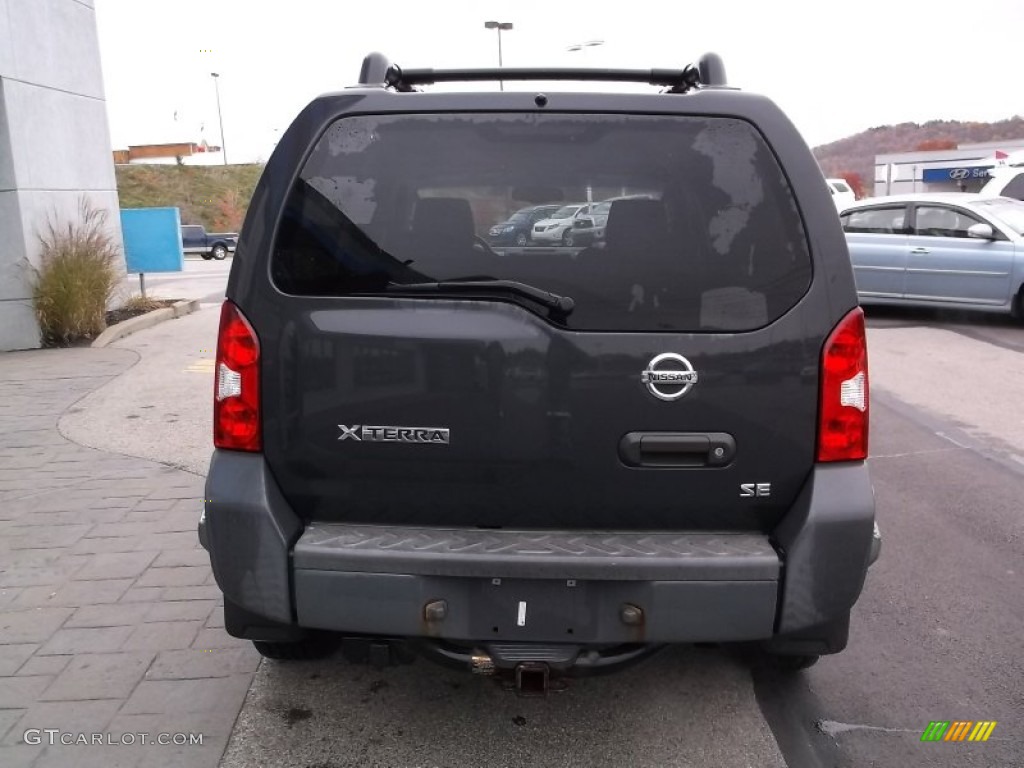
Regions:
[[95, 0, 1023, 163]]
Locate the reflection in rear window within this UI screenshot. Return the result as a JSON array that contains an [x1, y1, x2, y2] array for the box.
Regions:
[[551, 206, 582, 219], [271, 113, 811, 331]]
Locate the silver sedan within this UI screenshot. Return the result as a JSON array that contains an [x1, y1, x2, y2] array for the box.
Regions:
[[840, 193, 1024, 318]]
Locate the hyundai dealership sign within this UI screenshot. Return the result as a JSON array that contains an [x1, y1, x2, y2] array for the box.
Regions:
[[921, 166, 992, 182]]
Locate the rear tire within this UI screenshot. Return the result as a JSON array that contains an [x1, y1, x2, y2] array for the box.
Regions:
[[253, 632, 339, 661], [211, 244, 228, 260], [1012, 286, 1024, 322]]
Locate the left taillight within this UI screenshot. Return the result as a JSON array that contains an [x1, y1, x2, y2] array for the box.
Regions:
[[817, 307, 869, 462], [214, 301, 261, 452]]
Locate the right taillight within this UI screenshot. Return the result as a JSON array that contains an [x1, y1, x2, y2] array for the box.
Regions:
[[817, 307, 868, 462], [214, 301, 261, 452]]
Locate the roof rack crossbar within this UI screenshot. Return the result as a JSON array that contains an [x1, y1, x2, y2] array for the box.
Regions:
[[385, 67, 696, 89], [359, 52, 727, 93]]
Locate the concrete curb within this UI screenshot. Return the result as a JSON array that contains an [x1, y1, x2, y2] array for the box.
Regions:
[[172, 298, 201, 318], [92, 299, 200, 348]]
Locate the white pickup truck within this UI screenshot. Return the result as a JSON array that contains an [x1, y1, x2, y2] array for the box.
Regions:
[[826, 178, 856, 210]]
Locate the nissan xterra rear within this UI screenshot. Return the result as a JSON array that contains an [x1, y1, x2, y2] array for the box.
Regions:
[[200, 52, 880, 690]]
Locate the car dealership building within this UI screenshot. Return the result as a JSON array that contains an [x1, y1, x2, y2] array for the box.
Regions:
[[874, 139, 1024, 196], [0, 1, 124, 350]]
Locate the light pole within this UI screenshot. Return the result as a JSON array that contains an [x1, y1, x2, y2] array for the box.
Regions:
[[567, 39, 604, 54], [210, 72, 227, 165], [484, 21, 513, 90], [567, 39, 604, 68]]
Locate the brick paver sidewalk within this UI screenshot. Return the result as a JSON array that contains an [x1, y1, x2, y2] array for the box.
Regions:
[[0, 348, 258, 768]]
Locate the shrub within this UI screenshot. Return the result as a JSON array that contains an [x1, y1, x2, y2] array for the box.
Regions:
[[119, 294, 166, 314], [33, 199, 122, 346]]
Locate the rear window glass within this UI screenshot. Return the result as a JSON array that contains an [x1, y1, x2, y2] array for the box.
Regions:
[[271, 113, 811, 331]]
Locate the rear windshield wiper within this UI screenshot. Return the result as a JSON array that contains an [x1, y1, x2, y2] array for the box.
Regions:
[[386, 279, 575, 316]]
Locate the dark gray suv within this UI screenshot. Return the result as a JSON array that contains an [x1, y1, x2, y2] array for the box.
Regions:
[[200, 52, 880, 689]]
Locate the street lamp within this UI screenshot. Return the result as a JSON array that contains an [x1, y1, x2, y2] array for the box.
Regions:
[[567, 39, 604, 53], [483, 20, 513, 90], [210, 72, 227, 165]]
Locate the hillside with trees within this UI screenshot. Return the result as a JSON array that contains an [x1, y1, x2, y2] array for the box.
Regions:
[[813, 116, 1024, 198], [115, 164, 264, 232]]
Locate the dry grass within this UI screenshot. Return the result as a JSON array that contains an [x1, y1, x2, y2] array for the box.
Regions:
[[33, 199, 122, 346], [119, 294, 167, 313]]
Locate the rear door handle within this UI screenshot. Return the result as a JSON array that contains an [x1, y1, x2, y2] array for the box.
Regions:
[[910, 247, 930, 254], [619, 432, 736, 467]]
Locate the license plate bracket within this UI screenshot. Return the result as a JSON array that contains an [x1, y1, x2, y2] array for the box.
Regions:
[[471, 578, 589, 641]]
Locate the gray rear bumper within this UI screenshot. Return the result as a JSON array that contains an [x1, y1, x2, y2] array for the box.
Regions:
[[201, 451, 876, 644]]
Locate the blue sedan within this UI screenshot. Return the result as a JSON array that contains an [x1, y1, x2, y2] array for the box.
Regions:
[[840, 193, 1024, 319]]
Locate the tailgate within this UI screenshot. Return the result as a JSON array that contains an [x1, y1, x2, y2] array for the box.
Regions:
[[263, 298, 818, 532]]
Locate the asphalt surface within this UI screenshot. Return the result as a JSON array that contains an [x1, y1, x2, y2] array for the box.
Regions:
[[117, 258, 231, 306], [62, 276, 1024, 766], [755, 396, 1023, 768], [224, 646, 786, 768]]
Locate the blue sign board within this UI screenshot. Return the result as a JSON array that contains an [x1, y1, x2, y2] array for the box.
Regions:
[[922, 166, 992, 183], [120, 207, 184, 273]]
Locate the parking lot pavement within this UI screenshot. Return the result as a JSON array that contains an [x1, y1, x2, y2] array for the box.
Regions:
[[60, 309, 219, 475], [117, 260, 231, 306], [751, 314, 1024, 767], [867, 324, 1024, 459], [752, 393, 1024, 768], [0, 347, 257, 768], [221, 646, 785, 768]]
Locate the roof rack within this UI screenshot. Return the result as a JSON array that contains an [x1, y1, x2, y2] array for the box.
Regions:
[[357, 52, 727, 93]]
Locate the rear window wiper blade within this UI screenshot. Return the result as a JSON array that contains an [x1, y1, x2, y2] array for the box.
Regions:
[[386, 279, 575, 316]]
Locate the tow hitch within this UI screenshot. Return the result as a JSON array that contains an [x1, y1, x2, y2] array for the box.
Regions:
[[514, 662, 550, 697], [418, 640, 660, 692]]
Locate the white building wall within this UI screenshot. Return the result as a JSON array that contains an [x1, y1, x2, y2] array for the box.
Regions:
[[0, 0, 124, 351]]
